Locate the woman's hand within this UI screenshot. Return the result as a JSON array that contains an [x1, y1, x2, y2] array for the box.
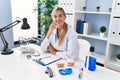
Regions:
[[46, 22, 56, 39], [47, 44, 57, 54]]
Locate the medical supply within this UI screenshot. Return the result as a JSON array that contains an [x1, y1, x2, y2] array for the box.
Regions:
[[26, 55, 31, 59], [45, 66, 54, 78], [59, 68, 72, 75], [85, 46, 96, 71], [56, 62, 65, 68], [67, 59, 75, 67], [78, 68, 83, 79]]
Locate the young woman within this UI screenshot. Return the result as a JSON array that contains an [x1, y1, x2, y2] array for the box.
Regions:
[[41, 7, 80, 60]]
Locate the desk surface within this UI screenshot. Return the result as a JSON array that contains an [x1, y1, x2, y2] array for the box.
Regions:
[[0, 44, 120, 80]]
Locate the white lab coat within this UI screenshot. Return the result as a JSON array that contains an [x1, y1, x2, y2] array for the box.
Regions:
[[41, 25, 80, 60]]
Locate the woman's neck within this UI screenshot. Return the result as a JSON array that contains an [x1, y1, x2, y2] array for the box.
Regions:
[[57, 28, 63, 38], [57, 24, 64, 37]]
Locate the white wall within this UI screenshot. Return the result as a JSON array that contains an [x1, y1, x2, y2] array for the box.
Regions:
[[0, 0, 14, 50], [11, 0, 38, 41]]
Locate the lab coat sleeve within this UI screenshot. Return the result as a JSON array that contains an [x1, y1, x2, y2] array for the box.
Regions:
[[56, 31, 80, 60], [41, 38, 50, 52]]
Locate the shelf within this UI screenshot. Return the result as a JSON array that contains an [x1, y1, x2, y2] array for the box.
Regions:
[[77, 33, 108, 41], [75, 11, 111, 15], [108, 39, 120, 45], [109, 57, 120, 67], [105, 57, 120, 72]]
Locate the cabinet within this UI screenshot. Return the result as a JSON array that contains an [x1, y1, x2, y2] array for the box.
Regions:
[[59, 0, 120, 71], [105, 0, 120, 72]]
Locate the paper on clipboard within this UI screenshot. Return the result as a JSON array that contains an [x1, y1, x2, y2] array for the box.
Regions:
[[35, 54, 62, 66]]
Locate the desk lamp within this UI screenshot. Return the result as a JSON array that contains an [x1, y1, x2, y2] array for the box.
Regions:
[[0, 18, 30, 55]]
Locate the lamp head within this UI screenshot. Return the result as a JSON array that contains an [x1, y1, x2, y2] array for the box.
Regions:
[[21, 18, 30, 29]]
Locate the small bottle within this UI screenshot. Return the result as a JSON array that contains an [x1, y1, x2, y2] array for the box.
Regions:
[[78, 68, 83, 79]]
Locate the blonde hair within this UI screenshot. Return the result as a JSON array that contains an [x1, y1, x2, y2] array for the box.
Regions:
[[51, 7, 68, 46]]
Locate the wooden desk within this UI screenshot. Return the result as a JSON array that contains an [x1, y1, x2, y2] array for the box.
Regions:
[[0, 44, 120, 80]]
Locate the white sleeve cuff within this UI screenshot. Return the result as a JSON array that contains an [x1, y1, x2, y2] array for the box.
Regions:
[[41, 38, 50, 52]]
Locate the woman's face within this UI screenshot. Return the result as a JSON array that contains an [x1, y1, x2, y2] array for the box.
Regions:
[[52, 10, 66, 29]]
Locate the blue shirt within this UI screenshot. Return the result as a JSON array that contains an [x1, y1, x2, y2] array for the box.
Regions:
[[41, 25, 80, 60]]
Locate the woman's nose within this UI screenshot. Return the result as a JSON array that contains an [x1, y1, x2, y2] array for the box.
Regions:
[[56, 17, 60, 20]]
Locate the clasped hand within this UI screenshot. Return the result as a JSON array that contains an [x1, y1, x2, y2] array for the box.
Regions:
[[47, 44, 57, 54]]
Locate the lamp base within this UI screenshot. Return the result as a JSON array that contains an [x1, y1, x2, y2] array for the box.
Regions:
[[1, 48, 13, 55]]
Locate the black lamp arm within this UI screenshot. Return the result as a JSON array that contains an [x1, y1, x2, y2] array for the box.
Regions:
[[1, 20, 21, 32], [0, 32, 8, 51], [0, 20, 21, 54]]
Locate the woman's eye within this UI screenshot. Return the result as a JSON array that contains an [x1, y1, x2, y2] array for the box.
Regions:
[[54, 15, 57, 18]]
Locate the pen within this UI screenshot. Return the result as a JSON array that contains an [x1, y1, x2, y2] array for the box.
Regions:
[[39, 56, 51, 60]]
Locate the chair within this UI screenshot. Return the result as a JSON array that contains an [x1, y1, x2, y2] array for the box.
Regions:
[[78, 39, 91, 62]]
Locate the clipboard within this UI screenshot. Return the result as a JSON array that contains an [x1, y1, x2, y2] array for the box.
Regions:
[[35, 54, 62, 66]]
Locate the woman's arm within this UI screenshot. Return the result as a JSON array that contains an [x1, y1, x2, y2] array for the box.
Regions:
[[41, 38, 50, 52], [46, 22, 56, 39], [41, 22, 56, 52]]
